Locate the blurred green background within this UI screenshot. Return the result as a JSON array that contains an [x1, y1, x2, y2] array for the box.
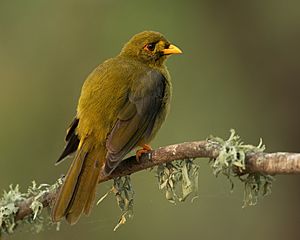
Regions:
[[1, 0, 300, 239]]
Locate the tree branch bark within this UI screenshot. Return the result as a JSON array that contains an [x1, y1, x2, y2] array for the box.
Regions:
[[99, 141, 300, 182], [8, 140, 300, 225]]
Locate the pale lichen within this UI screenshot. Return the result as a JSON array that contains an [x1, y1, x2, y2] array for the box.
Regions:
[[0, 185, 25, 234], [240, 173, 274, 207], [0, 178, 63, 236], [112, 176, 134, 231], [208, 129, 273, 206], [156, 130, 273, 207], [157, 159, 199, 203], [0, 130, 276, 236], [97, 176, 134, 231]]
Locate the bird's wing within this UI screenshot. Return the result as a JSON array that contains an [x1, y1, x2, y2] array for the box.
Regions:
[[104, 70, 166, 174]]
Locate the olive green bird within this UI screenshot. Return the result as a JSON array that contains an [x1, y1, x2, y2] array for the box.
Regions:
[[51, 31, 182, 225]]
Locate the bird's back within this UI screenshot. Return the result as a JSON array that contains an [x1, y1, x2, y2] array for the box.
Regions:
[[77, 57, 138, 145]]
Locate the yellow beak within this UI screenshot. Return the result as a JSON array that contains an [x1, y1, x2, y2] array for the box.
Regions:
[[162, 44, 183, 55]]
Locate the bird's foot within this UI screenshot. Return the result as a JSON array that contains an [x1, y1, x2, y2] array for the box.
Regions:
[[136, 144, 153, 162]]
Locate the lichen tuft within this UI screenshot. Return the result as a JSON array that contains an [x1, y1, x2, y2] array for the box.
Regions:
[[157, 159, 199, 203], [208, 129, 273, 206]]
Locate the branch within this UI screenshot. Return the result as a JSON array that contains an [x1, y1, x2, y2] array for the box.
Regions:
[[2, 138, 300, 235], [101, 141, 300, 181]]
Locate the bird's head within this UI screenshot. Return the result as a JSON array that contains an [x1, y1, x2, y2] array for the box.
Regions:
[[120, 31, 182, 67]]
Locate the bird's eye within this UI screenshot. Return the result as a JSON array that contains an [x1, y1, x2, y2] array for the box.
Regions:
[[144, 43, 156, 52]]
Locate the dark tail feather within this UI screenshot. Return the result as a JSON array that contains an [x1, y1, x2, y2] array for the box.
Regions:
[[65, 118, 79, 142], [56, 118, 80, 164], [56, 134, 80, 164]]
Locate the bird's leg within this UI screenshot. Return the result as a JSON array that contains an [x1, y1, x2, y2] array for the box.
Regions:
[[136, 144, 153, 162]]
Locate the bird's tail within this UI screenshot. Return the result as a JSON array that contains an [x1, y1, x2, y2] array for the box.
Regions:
[[51, 143, 105, 225]]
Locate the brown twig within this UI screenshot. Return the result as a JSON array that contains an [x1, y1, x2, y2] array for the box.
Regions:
[[9, 140, 300, 223]]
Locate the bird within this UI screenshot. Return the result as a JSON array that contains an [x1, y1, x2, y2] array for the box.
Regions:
[[51, 31, 182, 225]]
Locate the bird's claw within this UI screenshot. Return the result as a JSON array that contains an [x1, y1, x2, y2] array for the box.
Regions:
[[136, 144, 153, 162]]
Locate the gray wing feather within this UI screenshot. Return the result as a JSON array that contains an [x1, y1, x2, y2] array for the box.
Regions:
[[104, 70, 165, 174]]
